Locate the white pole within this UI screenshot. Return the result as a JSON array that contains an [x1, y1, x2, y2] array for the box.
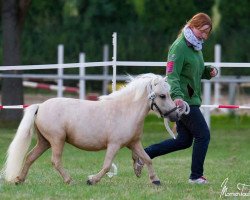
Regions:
[[203, 81, 211, 127], [79, 53, 86, 100], [112, 32, 117, 92], [103, 44, 109, 95], [57, 44, 64, 97], [214, 44, 221, 104]]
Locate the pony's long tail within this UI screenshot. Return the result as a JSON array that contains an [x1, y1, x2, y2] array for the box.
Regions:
[[3, 104, 39, 182]]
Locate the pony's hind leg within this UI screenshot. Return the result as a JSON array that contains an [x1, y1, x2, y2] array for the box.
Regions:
[[130, 141, 161, 185], [51, 141, 72, 184], [87, 144, 120, 185], [15, 131, 51, 184]]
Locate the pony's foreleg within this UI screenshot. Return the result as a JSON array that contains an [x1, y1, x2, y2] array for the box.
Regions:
[[130, 141, 161, 185], [16, 133, 50, 184], [87, 144, 120, 185]]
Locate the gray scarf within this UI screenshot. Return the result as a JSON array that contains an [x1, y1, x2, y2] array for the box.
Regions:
[[183, 25, 204, 51]]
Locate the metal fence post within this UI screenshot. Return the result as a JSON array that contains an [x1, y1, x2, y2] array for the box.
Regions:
[[229, 82, 237, 115], [103, 44, 109, 95], [203, 81, 211, 128], [214, 44, 221, 105], [112, 32, 117, 92], [79, 53, 86, 100], [57, 44, 64, 97]]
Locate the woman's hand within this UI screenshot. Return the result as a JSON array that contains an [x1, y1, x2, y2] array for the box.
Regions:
[[210, 67, 218, 77], [174, 99, 185, 109]]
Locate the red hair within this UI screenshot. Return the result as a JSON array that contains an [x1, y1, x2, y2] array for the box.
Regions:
[[178, 13, 212, 37], [187, 13, 212, 33]]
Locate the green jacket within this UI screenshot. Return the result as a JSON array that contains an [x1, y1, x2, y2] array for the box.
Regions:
[[166, 33, 212, 106]]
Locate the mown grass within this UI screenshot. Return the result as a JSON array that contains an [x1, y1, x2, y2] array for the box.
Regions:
[[0, 114, 249, 200]]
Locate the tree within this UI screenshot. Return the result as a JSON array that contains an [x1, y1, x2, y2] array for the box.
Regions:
[[215, 0, 250, 75], [0, 0, 31, 121], [217, 0, 250, 62], [0, 0, 216, 96]]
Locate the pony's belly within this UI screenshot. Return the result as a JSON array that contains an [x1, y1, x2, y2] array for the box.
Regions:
[[69, 142, 106, 151], [66, 135, 107, 151]]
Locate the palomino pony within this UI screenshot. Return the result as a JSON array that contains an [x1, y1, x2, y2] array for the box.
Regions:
[[3, 73, 180, 185]]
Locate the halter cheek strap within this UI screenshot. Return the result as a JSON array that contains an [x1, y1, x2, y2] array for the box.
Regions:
[[148, 92, 156, 101], [147, 84, 155, 100]]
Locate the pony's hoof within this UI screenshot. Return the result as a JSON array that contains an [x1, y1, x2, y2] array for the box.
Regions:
[[14, 177, 24, 185], [64, 178, 72, 184], [152, 180, 161, 186], [87, 179, 93, 185]]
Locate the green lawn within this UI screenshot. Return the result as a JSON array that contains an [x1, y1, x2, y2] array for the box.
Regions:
[[0, 115, 249, 200]]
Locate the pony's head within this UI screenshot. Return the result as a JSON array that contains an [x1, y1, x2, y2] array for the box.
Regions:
[[145, 74, 179, 122]]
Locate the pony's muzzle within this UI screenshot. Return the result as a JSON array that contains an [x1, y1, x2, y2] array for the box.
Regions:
[[163, 107, 179, 122]]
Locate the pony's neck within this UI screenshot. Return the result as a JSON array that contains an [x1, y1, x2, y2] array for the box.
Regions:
[[120, 92, 150, 123]]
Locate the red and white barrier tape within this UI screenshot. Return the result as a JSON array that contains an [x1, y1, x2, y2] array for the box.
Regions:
[[23, 81, 79, 93], [1, 104, 250, 110], [200, 105, 250, 109]]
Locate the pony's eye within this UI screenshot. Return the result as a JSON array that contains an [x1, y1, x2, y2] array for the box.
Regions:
[[159, 94, 166, 99]]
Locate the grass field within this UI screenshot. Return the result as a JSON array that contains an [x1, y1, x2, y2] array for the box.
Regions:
[[0, 114, 249, 200]]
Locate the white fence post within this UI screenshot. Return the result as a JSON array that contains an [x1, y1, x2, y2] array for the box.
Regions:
[[79, 53, 86, 100], [103, 44, 109, 95], [229, 82, 237, 115], [203, 81, 211, 127], [214, 44, 221, 104], [112, 32, 117, 92], [57, 44, 64, 97]]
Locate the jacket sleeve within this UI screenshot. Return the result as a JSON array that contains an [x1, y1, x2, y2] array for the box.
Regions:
[[202, 65, 212, 80], [166, 47, 185, 100]]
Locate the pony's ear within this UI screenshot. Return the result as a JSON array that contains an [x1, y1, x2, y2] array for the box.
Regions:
[[164, 76, 168, 82]]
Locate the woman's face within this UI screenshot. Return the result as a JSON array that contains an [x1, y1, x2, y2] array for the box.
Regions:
[[191, 25, 211, 40]]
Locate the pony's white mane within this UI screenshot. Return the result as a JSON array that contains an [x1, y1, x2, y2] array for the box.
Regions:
[[99, 73, 163, 101]]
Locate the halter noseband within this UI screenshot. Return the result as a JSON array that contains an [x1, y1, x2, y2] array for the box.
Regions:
[[148, 90, 178, 118]]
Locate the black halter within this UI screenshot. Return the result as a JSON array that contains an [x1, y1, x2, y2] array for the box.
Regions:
[[150, 100, 178, 118]]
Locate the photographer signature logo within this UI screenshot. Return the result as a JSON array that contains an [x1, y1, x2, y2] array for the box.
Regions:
[[220, 178, 250, 198]]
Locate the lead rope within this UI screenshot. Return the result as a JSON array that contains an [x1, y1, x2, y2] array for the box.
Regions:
[[164, 101, 190, 139]]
